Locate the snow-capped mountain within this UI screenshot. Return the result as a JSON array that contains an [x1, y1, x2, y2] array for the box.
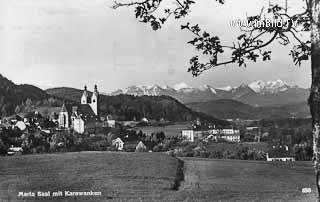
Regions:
[[248, 79, 292, 94], [109, 80, 308, 106], [216, 86, 233, 91], [112, 85, 172, 96]]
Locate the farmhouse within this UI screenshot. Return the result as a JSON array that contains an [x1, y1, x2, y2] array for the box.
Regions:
[[112, 137, 124, 151], [135, 141, 147, 152], [15, 121, 27, 131], [7, 145, 23, 155], [266, 145, 295, 162]]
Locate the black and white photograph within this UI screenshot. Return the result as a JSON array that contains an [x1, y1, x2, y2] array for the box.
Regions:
[[0, 0, 318, 201]]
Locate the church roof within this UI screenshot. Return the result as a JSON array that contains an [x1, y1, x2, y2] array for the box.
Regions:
[[78, 104, 96, 117], [74, 104, 99, 123]]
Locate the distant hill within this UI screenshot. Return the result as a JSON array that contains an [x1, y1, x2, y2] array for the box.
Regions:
[[46, 87, 229, 124], [46, 87, 84, 103], [186, 99, 310, 120]]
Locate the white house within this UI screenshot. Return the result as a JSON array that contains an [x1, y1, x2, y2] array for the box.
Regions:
[[135, 141, 147, 152], [266, 145, 295, 162], [15, 121, 26, 131], [181, 130, 195, 142], [266, 153, 295, 162], [112, 137, 124, 151], [181, 128, 240, 143], [220, 133, 241, 143], [7, 145, 23, 155], [221, 129, 240, 135]]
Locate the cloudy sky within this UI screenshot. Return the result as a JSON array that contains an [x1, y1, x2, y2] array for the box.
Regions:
[[0, 0, 310, 93]]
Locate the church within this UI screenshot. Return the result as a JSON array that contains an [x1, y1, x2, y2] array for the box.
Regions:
[[58, 85, 100, 134]]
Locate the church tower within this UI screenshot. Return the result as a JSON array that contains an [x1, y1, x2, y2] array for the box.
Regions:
[[90, 84, 99, 116], [81, 85, 88, 104]]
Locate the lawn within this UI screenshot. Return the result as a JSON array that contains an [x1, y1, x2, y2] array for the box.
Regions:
[[0, 152, 181, 202], [175, 158, 317, 202]]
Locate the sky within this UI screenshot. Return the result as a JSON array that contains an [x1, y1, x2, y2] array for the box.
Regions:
[[0, 0, 311, 93]]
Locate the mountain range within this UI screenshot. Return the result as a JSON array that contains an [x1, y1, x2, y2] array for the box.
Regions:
[[110, 79, 309, 106], [0, 73, 311, 121]]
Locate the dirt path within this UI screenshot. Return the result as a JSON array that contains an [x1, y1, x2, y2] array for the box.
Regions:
[[181, 160, 201, 190]]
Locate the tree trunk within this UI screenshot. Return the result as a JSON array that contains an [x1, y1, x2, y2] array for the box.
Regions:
[[310, 0, 320, 200]]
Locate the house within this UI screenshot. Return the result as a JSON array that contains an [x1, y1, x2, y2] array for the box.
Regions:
[[112, 137, 124, 151], [58, 85, 101, 134], [102, 115, 116, 128], [220, 133, 241, 142], [141, 117, 149, 123], [15, 121, 27, 131], [181, 129, 194, 142], [181, 126, 240, 143], [135, 141, 147, 152], [266, 145, 295, 162], [7, 145, 23, 155]]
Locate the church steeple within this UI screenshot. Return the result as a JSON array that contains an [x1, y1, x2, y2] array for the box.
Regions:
[[93, 84, 98, 96], [90, 84, 99, 116], [81, 85, 88, 104]]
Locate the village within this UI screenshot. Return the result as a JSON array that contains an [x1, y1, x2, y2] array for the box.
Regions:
[[0, 84, 310, 162]]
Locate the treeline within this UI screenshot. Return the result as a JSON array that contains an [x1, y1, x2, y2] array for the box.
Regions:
[[169, 142, 266, 160]]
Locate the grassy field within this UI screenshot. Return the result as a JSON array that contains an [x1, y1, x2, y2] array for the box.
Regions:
[[176, 158, 317, 202], [0, 152, 317, 202], [0, 152, 181, 202]]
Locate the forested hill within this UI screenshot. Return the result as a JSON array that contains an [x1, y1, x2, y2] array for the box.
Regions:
[[0, 74, 62, 116], [46, 87, 229, 124]]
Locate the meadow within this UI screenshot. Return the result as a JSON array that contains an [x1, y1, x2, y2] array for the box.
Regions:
[[177, 158, 317, 202], [0, 152, 181, 202], [0, 152, 317, 202]]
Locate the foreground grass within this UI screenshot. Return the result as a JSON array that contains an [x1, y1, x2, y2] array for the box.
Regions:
[[0, 152, 317, 202], [176, 158, 317, 202], [0, 152, 181, 202]]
